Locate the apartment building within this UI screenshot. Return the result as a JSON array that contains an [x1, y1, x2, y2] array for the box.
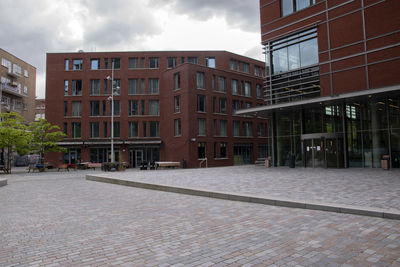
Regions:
[[45, 51, 267, 168], [238, 0, 400, 168], [0, 48, 36, 122]]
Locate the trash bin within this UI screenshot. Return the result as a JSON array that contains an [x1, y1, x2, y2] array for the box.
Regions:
[[182, 159, 187, 169], [381, 155, 389, 170], [289, 154, 295, 168]]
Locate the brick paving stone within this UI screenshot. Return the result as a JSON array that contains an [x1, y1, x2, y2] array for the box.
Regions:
[[0, 168, 399, 266], [97, 166, 400, 211]]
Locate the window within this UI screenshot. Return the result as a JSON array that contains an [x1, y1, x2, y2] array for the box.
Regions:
[[111, 100, 120, 116], [149, 78, 159, 94], [104, 58, 108, 69], [174, 119, 181, 136], [71, 101, 81, 117], [198, 118, 206, 136], [129, 57, 139, 68], [196, 72, 205, 89], [197, 95, 206, 112], [104, 79, 109, 94], [141, 100, 145, 115], [71, 122, 81, 138], [64, 80, 69, 96], [111, 58, 120, 69], [257, 123, 264, 137], [174, 73, 180, 90], [64, 59, 69, 70], [71, 80, 82, 96], [103, 100, 107, 115], [198, 142, 206, 159], [91, 59, 99, 70], [104, 122, 107, 137], [24, 69, 29, 77], [243, 63, 250, 73], [218, 76, 226, 92], [128, 121, 138, 137], [271, 28, 318, 74], [128, 79, 139, 95], [90, 122, 100, 138], [64, 101, 68, 116], [142, 122, 147, 137], [246, 102, 252, 109], [174, 96, 181, 113], [141, 79, 145, 94], [90, 101, 100, 116], [230, 59, 236, 71], [219, 98, 227, 114], [167, 57, 177, 68], [181, 57, 185, 63], [213, 97, 217, 113], [188, 57, 197, 64], [212, 75, 216, 90], [282, 0, 316, 16], [138, 57, 144, 68], [113, 122, 120, 138], [129, 100, 139, 116], [232, 100, 240, 113], [112, 79, 121, 95], [220, 120, 227, 136], [72, 59, 83, 70], [149, 100, 160, 116], [213, 119, 217, 136], [233, 121, 240, 136], [90, 79, 100, 95], [245, 82, 251, 97], [220, 142, 227, 158], [149, 57, 159, 68], [63, 123, 68, 135], [232, 79, 238, 95], [256, 84, 263, 98], [149, 121, 160, 137], [205, 57, 215, 68], [244, 122, 253, 137]]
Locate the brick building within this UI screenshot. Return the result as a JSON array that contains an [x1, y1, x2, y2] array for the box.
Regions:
[[238, 0, 400, 168], [0, 48, 36, 122], [45, 51, 267, 168]]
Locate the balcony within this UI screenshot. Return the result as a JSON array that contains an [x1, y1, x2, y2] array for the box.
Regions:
[[0, 82, 24, 97]]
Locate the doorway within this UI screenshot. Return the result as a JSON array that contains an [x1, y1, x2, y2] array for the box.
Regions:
[[302, 133, 344, 168]]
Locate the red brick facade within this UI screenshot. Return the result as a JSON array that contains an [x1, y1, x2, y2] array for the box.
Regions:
[[46, 51, 267, 168]]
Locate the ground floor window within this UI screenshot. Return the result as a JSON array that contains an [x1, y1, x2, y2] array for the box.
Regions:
[[233, 144, 253, 165]]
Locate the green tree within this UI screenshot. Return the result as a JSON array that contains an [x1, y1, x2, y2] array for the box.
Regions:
[[0, 112, 30, 173], [28, 119, 66, 164]]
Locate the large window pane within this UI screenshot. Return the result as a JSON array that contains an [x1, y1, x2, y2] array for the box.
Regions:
[[128, 122, 138, 137], [149, 78, 159, 94], [129, 100, 138, 116], [128, 79, 139, 95], [198, 118, 206, 136], [71, 101, 81, 117], [196, 72, 205, 89], [90, 79, 100, 95], [272, 48, 288, 74], [288, 43, 300, 70], [282, 0, 294, 16], [150, 121, 160, 137], [300, 38, 318, 67], [149, 100, 159, 116]]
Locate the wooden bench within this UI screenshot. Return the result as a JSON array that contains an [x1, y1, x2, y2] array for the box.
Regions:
[[87, 163, 102, 170], [57, 164, 70, 171], [155, 161, 180, 169]]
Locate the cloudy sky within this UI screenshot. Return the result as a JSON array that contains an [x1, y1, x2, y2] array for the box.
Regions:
[[0, 0, 263, 98]]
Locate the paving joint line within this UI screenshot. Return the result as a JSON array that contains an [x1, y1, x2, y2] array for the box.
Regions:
[[86, 174, 400, 220]]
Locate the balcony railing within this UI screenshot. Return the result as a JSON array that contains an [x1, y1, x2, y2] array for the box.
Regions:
[[0, 82, 23, 97]]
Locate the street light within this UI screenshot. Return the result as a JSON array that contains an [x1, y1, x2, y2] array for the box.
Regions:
[[106, 61, 120, 166]]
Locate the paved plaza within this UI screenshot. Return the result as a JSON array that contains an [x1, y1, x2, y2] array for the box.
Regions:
[[0, 167, 399, 266]]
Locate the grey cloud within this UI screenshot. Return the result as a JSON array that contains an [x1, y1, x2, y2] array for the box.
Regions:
[[151, 0, 260, 32]]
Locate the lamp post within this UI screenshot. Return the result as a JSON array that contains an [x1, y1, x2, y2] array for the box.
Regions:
[[106, 62, 118, 165]]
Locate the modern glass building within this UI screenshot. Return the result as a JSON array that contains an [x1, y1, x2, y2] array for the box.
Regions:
[[238, 0, 400, 168]]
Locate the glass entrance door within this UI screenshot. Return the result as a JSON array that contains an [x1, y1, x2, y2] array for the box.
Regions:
[[135, 150, 144, 168], [305, 138, 324, 168]]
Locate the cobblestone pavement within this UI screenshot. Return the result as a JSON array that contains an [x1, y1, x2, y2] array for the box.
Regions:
[[0, 170, 400, 266], [99, 166, 400, 212]]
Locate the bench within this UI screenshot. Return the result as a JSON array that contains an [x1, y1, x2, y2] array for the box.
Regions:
[[28, 164, 45, 172], [155, 161, 180, 169], [87, 163, 102, 170]]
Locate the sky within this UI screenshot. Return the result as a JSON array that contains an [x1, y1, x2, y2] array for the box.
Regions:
[[0, 0, 264, 99]]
